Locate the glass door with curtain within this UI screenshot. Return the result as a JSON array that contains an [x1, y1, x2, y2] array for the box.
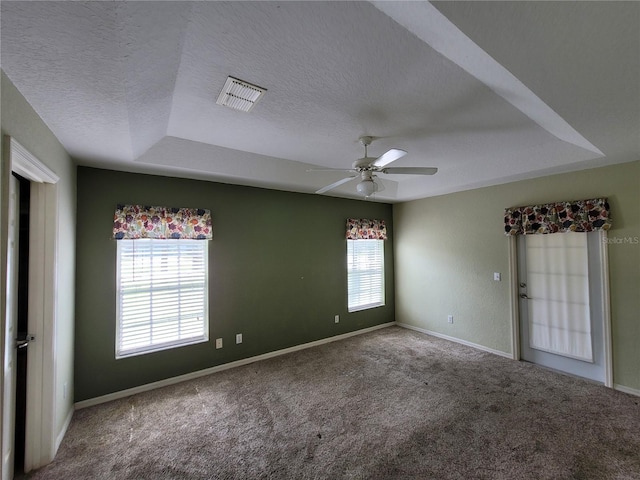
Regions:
[[517, 231, 605, 382]]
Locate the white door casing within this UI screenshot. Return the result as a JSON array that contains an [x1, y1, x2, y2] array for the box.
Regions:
[[509, 231, 612, 386], [1, 136, 60, 476], [2, 176, 19, 480]]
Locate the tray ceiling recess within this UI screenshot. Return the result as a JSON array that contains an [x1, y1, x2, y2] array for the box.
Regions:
[[0, 2, 637, 202]]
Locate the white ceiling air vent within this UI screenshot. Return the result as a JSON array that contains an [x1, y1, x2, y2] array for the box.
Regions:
[[216, 76, 267, 113]]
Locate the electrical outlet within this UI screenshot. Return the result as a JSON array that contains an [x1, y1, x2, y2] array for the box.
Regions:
[[236, 333, 242, 344], [215, 338, 223, 349], [447, 315, 454, 324], [63, 382, 68, 400], [494, 272, 501, 281], [334, 315, 340, 324]]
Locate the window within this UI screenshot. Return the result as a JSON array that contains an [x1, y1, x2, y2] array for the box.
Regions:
[[116, 239, 208, 357], [347, 239, 385, 312]]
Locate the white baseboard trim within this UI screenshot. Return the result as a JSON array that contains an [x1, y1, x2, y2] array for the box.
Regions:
[[55, 407, 74, 453], [75, 322, 396, 410], [396, 322, 512, 359], [614, 383, 640, 397]]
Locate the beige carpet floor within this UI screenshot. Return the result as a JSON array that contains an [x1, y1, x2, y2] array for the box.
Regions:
[[25, 326, 640, 479]]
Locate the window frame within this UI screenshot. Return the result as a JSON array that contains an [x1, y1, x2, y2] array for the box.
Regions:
[[116, 238, 209, 358], [346, 239, 385, 312]]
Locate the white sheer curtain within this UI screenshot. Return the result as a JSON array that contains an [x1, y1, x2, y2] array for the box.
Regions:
[[525, 232, 593, 362]]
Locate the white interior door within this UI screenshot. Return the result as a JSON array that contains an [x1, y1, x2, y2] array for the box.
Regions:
[[2, 176, 19, 480], [518, 231, 606, 383]]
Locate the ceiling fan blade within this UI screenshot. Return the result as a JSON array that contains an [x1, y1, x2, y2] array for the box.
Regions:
[[307, 168, 356, 173], [315, 176, 357, 194], [371, 148, 407, 168], [381, 167, 438, 175]]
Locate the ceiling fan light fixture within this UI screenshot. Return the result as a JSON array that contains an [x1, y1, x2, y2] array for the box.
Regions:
[[216, 76, 267, 112], [356, 179, 377, 197]]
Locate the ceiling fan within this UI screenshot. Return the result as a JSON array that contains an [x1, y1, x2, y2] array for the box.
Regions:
[[313, 136, 438, 197]]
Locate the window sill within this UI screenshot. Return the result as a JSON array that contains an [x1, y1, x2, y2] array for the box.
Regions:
[[348, 303, 385, 313], [116, 336, 209, 359]]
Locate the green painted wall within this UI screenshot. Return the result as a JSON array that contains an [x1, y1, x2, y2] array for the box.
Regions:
[[75, 167, 395, 401], [394, 161, 640, 391]]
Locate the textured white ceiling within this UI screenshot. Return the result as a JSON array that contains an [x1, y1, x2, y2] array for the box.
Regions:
[[1, 1, 638, 202]]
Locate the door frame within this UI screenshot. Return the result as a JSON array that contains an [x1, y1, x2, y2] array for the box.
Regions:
[[1, 136, 59, 476], [2, 175, 20, 480], [508, 232, 613, 387]]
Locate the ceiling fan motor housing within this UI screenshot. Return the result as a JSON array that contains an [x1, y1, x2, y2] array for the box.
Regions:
[[352, 157, 378, 170]]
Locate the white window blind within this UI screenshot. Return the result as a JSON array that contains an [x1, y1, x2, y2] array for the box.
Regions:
[[347, 239, 385, 312], [116, 239, 208, 358]]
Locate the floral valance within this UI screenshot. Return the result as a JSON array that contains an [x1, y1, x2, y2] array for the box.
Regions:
[[346, 218, 387, 240], [113, 204, 212, 240], [504, 198, 611, 236]]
